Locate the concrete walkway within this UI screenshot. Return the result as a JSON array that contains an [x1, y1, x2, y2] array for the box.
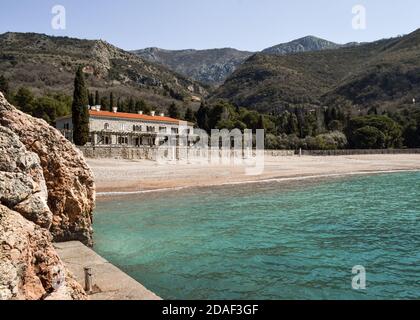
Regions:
[[54, 241, 161, 300]]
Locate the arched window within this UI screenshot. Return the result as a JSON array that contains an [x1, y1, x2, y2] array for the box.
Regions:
[[104, 123, 110, 130]]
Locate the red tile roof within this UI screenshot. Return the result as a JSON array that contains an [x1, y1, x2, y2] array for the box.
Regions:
[[89, 110, 184, 124]]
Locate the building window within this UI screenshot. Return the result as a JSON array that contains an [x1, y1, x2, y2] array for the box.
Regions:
[[159, 127, 167, 133], [118, 137, 129, 144], [104, 123, 110, 130], [147, 126, 155, 133], [64, 123, 70, 130], [120, 123, 125, 131], [171, 128, 179, 134]]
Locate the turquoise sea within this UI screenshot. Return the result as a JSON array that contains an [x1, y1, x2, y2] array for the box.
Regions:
[[94, 172, 420, 300]]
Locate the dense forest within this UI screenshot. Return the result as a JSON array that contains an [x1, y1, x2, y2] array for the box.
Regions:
[[195, 100, 420, 150]]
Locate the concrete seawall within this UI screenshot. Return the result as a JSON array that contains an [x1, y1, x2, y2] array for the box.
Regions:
[[54, 241, 161, 300]]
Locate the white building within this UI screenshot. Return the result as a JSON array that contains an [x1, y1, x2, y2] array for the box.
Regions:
[[56, 106, 195, 147]]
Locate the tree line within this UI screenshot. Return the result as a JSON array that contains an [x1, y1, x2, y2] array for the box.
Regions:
[[2, 71, 420, 149], [0, 72, 195, 124], [195, 100, 420, 150]]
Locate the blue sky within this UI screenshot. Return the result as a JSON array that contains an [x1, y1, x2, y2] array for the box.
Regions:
[[1, 0, 419, 51]]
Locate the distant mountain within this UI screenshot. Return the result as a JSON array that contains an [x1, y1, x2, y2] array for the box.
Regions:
[[0, 32, 207, 110], [210, 30, 420, 113], [132, 47, 254, 87], [262, 36, 343, 55], [132, 37, 353, 87]]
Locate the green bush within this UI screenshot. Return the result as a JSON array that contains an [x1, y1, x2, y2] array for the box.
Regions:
[[347, 115, 402, 149], [311, 131, 347, 150], [352, 126, 386, 149]]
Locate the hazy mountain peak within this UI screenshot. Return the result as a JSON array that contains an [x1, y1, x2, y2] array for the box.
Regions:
[[133, 47, 254, 86], [262, 36, 342, 55]]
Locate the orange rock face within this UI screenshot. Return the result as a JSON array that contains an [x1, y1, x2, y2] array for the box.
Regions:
[[0, 93, 95, 246], [0, 205, 86, 300], [0, 92, 93, 300]]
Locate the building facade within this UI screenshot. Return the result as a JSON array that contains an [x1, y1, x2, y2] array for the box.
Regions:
[[56, 106, 195, 147]]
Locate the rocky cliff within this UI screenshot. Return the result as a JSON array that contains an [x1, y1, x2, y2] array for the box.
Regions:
[[133, 47, 254, 86], [0, 92, 94, 299], [0, 93, 95, 246]]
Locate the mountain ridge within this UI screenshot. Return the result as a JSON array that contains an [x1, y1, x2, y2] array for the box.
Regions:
[[210, 29, 420, 113], [132, 35, 357, 86], [132, 47, 254, 86], [0, 32, 207, 110], [262, 35, 343, 55]]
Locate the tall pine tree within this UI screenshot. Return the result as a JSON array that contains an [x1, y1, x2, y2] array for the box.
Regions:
[[72, 66, 89, 146]]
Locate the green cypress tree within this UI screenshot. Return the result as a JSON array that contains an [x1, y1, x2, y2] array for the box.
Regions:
[[135, 99, 145, 113], [196, 102, 210, 132], [100, 97, 109, 110], [128, 97, 135, 113], [109, 92, 115, 111], [257, 115, 265, 130], [168, 102, 180, 119], [72, 67, 89, 146], [88, 92, 94, 106], [95, 90, 100, 106], [184, 107, 194, 122]]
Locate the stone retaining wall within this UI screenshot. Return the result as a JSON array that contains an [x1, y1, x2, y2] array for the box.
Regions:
[[78, 146, 420, 160], [300, 149, 420, 156], [79, 146, 158, 160]]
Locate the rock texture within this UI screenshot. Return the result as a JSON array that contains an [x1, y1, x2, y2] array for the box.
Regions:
[[0, 126, 52, 228], [0, 118, 88, 299], [0, 92, 94, 299], [0, 204, 86, 300], [133, 47, 254, 86], [0, 92, 95, 246]]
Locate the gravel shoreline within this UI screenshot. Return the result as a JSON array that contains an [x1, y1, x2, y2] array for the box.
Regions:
[[87, 154, 420, 194]]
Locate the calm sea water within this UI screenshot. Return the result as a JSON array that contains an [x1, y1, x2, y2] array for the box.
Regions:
[[94, 172, 420, 300]]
